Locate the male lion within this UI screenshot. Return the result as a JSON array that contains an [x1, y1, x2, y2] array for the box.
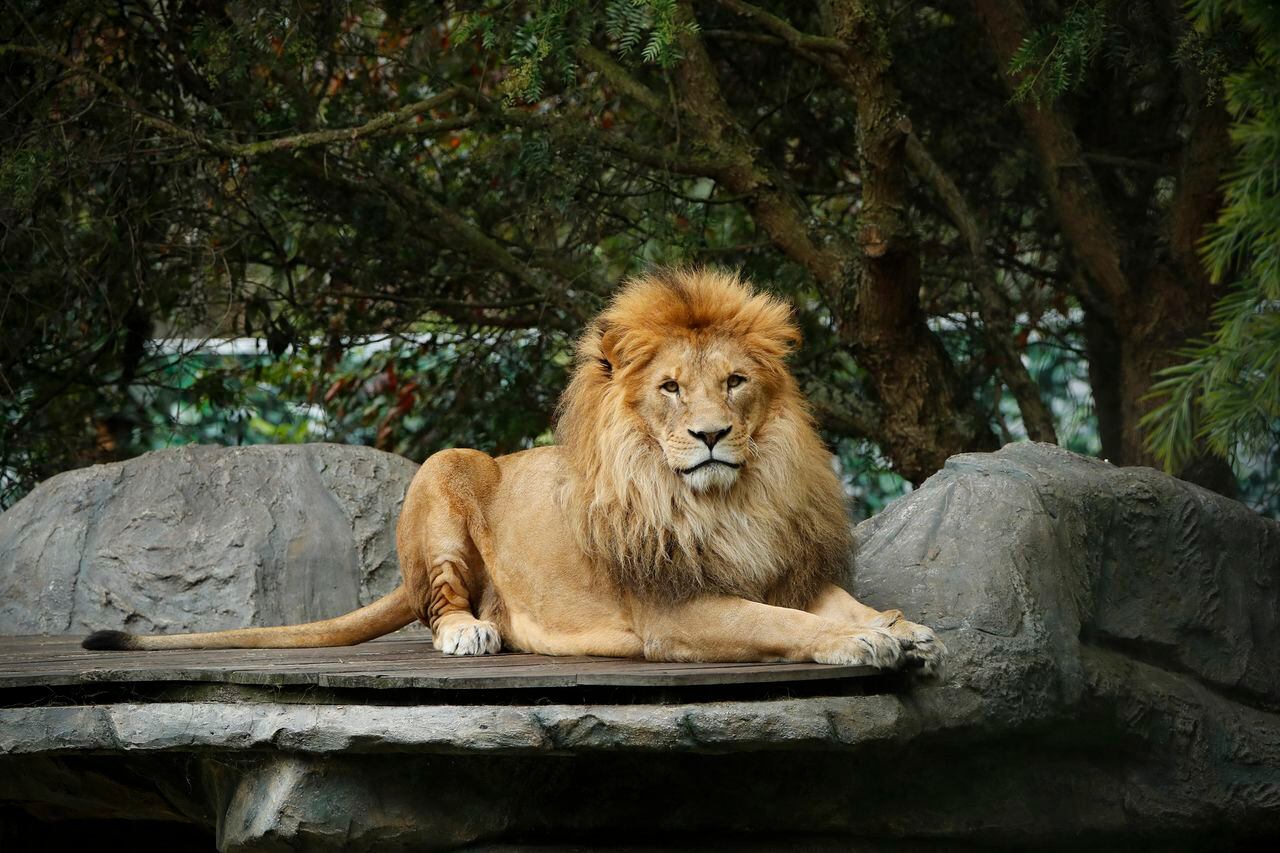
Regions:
[[84, 268, 944, 674]]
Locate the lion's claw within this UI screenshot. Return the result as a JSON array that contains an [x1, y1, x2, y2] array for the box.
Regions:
[[814, 627, 904, 669], [434, 620, 502, 656], [888, 619, 947, 679]]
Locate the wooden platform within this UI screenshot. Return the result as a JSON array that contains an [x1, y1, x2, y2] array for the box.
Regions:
[[0, 634, 878, 692]]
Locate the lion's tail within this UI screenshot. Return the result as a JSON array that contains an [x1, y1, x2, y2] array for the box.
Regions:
[[81, 586, 416, 651]]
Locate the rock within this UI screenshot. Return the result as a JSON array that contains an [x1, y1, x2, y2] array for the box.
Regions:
[[1, 441, 1278, 849], [0, 696, 916, 757], [852, 442, 1280, 709], [0, 443, 419, 635], [848, 443, 1280, 840]]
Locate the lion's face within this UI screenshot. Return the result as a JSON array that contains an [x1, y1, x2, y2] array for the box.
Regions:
[[555, 267, 852, 604], [633, 337, 769, 493]]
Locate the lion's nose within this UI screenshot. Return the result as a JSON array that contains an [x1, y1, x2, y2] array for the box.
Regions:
[[689, 426, 732, 449]]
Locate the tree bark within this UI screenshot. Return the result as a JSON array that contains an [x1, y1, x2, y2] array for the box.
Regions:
[[822, 0, 999, 478], [970, 0, 1132, 313]]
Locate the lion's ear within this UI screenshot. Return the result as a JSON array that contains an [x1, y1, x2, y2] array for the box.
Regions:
[[773, 320, 802, 354], [745, 298, 802, 360], [576, 320, 618, 380], [597, 321, 623, 373]]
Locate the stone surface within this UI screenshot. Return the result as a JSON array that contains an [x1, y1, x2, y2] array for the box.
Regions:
[[1, 441, 1279, 850], [0, 443, 419, 635], [852, 442, 1280, 711], [0, 696, 914, 756]]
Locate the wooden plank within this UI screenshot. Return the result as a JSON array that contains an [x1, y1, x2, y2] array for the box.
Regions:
[[0, 639, 443, 663], [0, 636, 848, 672], [0, 633, 426, 654], [0, 650, 514, 669], [0, 633, 426, 652], [0, 652, 831, 677], [0, 634, 880, 691], [0, 665, 879, 691], [0, 655, 866, 678]]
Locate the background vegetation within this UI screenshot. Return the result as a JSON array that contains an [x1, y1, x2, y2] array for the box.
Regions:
[[2, 0, 1276, 516]]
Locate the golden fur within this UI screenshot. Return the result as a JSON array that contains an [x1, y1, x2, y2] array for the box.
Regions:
[[556, 269, 850, 607], [83, 268, 944, 676]]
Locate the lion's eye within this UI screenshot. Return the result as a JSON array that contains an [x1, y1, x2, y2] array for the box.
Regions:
[[727, 374, 746, 389], [660, 380, 680, 394]]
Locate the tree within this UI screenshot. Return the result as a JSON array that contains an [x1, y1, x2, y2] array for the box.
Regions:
[[1141, 0, 1280, 481], [0, 0, 1273, 512]]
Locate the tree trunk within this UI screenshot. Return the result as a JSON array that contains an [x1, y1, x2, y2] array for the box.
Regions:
[[972, 0, 1236, 495], [824, 0, 1000, 481], [1118, 266, 1236, 495]]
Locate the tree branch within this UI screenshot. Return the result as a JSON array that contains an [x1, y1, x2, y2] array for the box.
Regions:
[[670, 5, 846, 291], [711, 1, 851, 57], [905, 133, 1058, 443], [466, 92, 730, 178], [7, 43, 731, 193], [574, 44, 669, 117], [702, 5, 851, 90], [1, 43, 201, 144], [216, 88, 468, 156], [970, 0, 1133, 314], [2, 45, 473, 157], [1168, 54, 1231, 290]]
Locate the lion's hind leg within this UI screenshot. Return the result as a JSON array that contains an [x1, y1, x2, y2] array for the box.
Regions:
[[426, 554, 502, 655], [399, 450, 503, 656]]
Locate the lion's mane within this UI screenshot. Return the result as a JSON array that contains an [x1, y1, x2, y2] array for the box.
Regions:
[[554, 268, 852, 607]]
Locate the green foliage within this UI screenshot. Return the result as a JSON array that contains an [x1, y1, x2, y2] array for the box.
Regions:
[[469, 0, 694, 104], [0, 145, 54, 208], [132, 336, 567, 460], [1173, 21, 1252, 104], [1008, 1, 1109, 104], [605, 0, 651, 56], [1142, 0, 1280, 474], [604, 0, 693, 66], [453, 14, 498, 52], [499, 1, 581, 103]]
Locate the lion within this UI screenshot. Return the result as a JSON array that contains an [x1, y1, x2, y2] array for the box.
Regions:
[[83, 268, 944, 674]]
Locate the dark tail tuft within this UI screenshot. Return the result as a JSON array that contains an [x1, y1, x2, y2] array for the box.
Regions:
[[82, 629, 140, 651]]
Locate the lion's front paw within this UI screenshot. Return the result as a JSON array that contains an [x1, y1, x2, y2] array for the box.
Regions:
[[435, 620, 502, 656], [887, 619, 947, 679], [813, 627, 903, 670]]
